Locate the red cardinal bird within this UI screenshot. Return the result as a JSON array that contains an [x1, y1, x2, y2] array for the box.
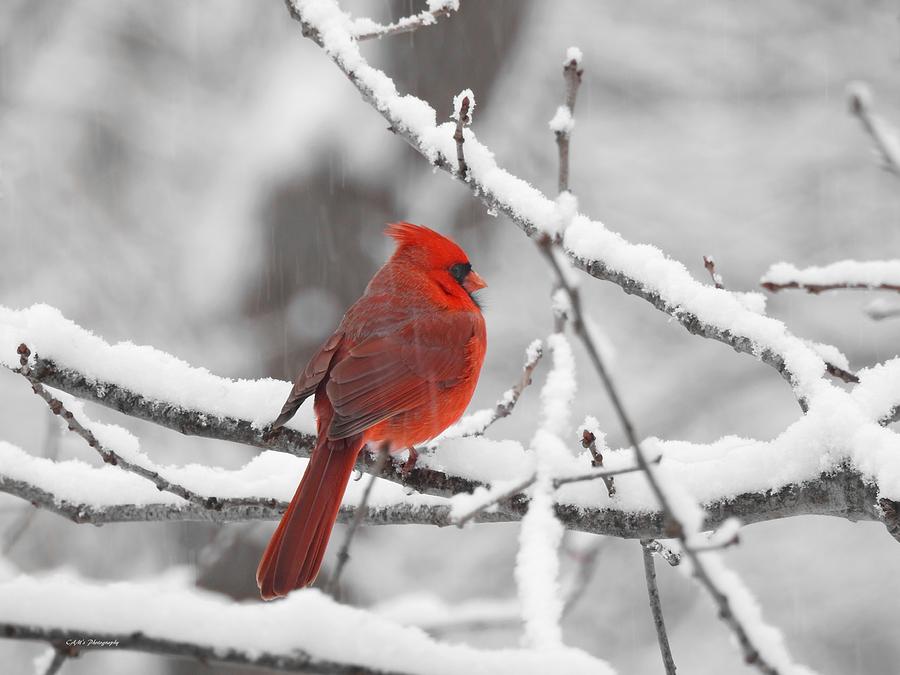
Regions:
[[257, 222, 487, 600]]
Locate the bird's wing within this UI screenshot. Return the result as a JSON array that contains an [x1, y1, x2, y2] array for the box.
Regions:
[[269, 330, 343, 432], [325, 311, 480, 440]]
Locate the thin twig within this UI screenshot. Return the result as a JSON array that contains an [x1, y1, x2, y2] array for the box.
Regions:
[[352, 3, 457, 41], [547, 59, 786, 674], [847, 82, 900, 176], [453, 475, 535, 528], [326, 446, 390, 596], [2, 414, 59, 554], [581, 427, 616, 497], [762, 280, 900, 294], [561, 535, 605, 617], [15, 344, 263, 514], [555, 53, 583, 194], [454, 462, 647, 530], [641, 539, 677, 674], [551, 460, 657, 488], [460, 340, 543, 436]]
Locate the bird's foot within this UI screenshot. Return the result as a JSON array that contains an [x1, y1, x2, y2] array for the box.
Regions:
[[400, 447, 419, 476]]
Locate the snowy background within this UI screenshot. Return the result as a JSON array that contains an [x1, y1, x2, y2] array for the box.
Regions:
[[2, 0, 900, 673]]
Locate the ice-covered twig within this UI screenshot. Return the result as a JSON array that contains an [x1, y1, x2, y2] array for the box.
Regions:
[[642, 539, 682, 567], [847, 82, 900, 176], [16, 344, 262, 514], [703, 255, 724, 290], [640, 539, 677, 675], [452, 90, 472, 179], [761, 260, 900, 295], [326, 447, 390, 596], [350, 0, 459, 41]]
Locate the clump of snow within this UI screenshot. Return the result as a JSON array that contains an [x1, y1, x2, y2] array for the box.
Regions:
[[852, 358, 900, 422], [733, 291, 767, 315], [515, 333, 580, 648], [427, 0, 459, 12], [516, 468, 564, 648], [565, 46, 583, 66], [551, 287, 572, 324], [525, 338, 543, 364], [802, 340, 850, 371], [548, 106, 574, 134], [0, 304, 311, 432], [554, 190, 579, 235], [539, 334, 576, 439], [708, 517, 742, 546]]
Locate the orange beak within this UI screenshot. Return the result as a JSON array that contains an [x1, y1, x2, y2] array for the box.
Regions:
[[463, 270, 487, 294]]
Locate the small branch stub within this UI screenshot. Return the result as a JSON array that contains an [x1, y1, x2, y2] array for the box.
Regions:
[[703, 256, 724, 289]]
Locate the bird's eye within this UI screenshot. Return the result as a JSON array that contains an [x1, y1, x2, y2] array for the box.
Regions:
[[449, 262, 471, 283]]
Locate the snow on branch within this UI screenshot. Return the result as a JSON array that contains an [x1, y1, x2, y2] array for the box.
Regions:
[[0, 305, 484, 499], [847, 81, 900, 176], [349, 0, 459, 41], [3, 305, 900, 540], [515, 333, 576, 648], [761, 260, 900, 294], [283, 0, 836, 403], [0, 572, 611, 675]]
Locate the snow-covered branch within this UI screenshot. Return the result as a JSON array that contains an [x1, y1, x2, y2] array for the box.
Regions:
[[761, 261, 900, 294], [349, 0, 459, 41], [283, 0, 837, 402], [0, 434, 885, 538], [0, 572, 610, 675]]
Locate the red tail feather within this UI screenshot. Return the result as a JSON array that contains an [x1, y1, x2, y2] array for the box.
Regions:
[[256, 435, 363, 600]]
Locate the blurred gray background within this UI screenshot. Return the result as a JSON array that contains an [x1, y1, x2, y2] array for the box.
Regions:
[[2, 0, 899, 673]]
